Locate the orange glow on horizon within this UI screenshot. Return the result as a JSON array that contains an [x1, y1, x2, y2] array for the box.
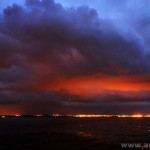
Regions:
[[41, 74, 150, 96], [0, 105, 22, 116], [131, 114, 143, 118]]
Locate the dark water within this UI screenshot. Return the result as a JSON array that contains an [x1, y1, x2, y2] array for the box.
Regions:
[[0, 117, 150, 150]]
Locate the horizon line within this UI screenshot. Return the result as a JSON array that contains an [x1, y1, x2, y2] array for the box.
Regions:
[[1, 114, 150, 118]]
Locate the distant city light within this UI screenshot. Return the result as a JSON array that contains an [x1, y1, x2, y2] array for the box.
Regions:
[[1, 114, 150, 118], [52, 114, 59, 117], [131, 114, 143, 118], [71, 114, 149, 118]]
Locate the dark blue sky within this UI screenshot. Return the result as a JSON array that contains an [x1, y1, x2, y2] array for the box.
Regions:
[[0, 0, 150, 115]]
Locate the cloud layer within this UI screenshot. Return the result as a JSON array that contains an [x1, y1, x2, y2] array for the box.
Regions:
[[0, 0, 150, 114]]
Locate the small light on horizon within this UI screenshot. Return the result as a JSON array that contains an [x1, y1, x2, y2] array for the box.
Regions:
[[35, 114, 43, 117], [53, 114, 59, 117], [131, 114, 143, 118]]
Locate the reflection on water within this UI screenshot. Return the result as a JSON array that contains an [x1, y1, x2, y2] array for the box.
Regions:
[[0, 118, 150, 150], [73, 118, 150, 144], [147, 130, 150, 132], [76, 131, 92, 138]]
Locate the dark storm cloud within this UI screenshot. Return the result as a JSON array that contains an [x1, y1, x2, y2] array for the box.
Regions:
[[83, 91, 150, 103], [0, 32, 18, 68], [1, 89, 150, 105], [0, 90, 66, 105], [0, 0, 150, 111], [0, 91, 20, 104], [0, 89, 150, 114], [135, 16, 150, 52], [0, 0, 149, 76]]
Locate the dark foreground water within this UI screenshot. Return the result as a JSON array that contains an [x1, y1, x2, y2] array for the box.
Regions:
[[0, 117, 150, 150]]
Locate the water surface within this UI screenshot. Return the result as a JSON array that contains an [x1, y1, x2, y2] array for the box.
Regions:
[[0, 117, 150, 150]]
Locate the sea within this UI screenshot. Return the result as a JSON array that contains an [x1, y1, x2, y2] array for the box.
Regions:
[[0, 117, 150, 150]]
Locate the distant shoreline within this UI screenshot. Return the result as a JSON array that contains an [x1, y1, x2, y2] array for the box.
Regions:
[[1, 114, 150, 118]]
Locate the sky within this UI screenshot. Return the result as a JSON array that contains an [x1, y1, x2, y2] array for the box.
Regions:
[[0, 0, 150, 115]]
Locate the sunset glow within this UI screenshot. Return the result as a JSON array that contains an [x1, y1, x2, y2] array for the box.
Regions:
[[0, 0, 150, 115], [42, 75, 150, 96]]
